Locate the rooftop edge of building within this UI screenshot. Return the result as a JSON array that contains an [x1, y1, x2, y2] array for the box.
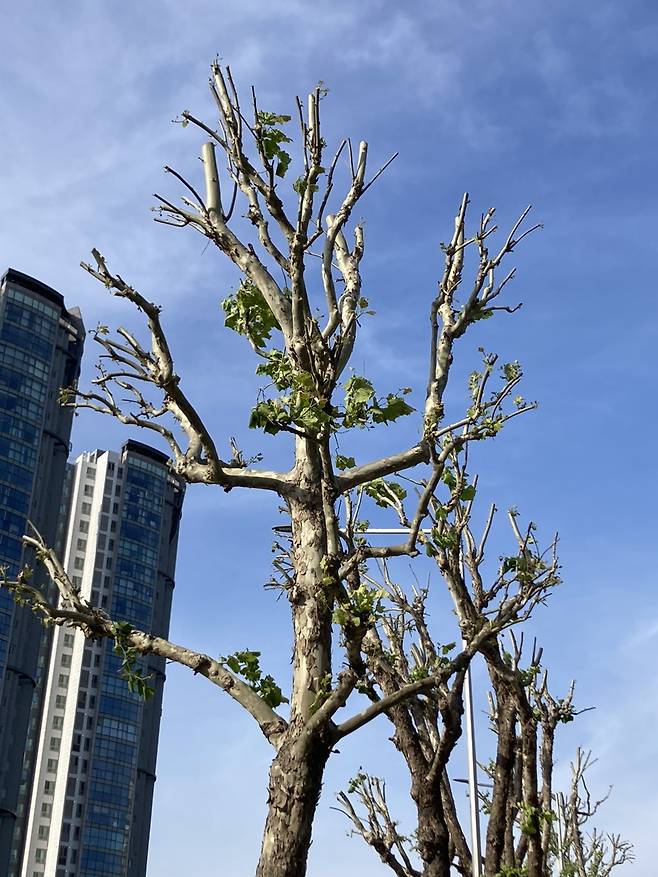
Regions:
[[122, 439, 170, 467], [1, 268, 85, 333], [2, 268, 64, 309]]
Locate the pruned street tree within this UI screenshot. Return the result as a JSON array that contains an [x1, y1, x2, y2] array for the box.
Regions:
[[554, 750, 634, 877], [338, 639, 632, 877], [334, 482, 631, 877], [1, 60, 629, 877]]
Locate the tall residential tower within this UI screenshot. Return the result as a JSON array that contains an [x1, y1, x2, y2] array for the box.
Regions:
[[0, 269, 84, 875], [19, 441, 184, 877]]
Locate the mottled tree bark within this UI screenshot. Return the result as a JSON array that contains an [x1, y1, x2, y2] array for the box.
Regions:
[[256, 440, 337, 877], [484, 699, 517, 876], [519, 711, 543, 877], [539, 722, 555, 863], [256, 727, 331, 877], [414, 779, 452, 877]]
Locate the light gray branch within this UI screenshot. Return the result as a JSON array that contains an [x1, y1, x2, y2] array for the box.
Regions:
[[1, 528, 287, 747], [336, 443, 430, 493], [80, 251, 291, 494]]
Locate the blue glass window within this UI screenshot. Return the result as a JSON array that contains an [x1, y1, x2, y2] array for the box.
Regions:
[[0, 323, 53, 361]]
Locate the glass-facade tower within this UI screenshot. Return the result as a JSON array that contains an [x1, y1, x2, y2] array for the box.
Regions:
[[19, 441, 184, 877], [0, 269, 84, 875]]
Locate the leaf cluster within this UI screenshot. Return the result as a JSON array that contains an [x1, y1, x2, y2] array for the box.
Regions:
[[220, 649, 288, 709], [517, 662, 541, 687], [343, 375, 414, 429], [222, 280, 281, 349], [495, 867, 528, 877], [409, 642, 456, 680], [518, 802, 556, 837], [249, 361, 414, 437], [333, 584, 387, 630], [363, 478, 407, 509], [441, 466, 476, 502], [500, 553, 547, 584], [250, 383, 330, 437], [254, 110, 292, 178], [112, 621, 155, 701], [346, 770, 369, 795]]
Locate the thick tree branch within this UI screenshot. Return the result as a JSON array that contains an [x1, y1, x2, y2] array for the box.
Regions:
[[334, 645, 477, 740], [199, 142, 293, 336], [79, 250, 291, 494], [1, 528, 287, 747], [336, 443, 430, 493]]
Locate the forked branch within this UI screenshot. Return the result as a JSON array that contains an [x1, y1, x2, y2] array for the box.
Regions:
[[78, 250, 290, 494]]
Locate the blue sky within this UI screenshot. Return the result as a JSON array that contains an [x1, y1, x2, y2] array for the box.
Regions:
[[2, 1, 657, 874]]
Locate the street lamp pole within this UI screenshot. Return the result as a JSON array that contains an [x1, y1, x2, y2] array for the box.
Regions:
[[459, 547, 483, 877], [556, 792, 566, 873], [463, 654, 483, 877]]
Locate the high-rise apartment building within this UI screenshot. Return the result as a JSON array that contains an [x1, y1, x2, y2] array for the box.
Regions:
[[0, 269, 84, 875], [19, 441, 184, 877]]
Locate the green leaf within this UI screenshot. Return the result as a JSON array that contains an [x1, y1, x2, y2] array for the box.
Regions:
[[343, 375, 376, 428], [276, 151, 291, 178], [255, 111, 293, 179], [364, 478, 407, 509], [346, 376, 375, 405], [432, 524, 459, 550], [372, 394, 415, 424], [335, 454, 356, 471], [256, 349, 294, 390], [441, 468, 457, 490], [333, 585, 386, 629], [249, 399, 286, 434], [256, 111, 292, 126], [220, 649, 288, 707], [501, 556, 518, 574], [222, 280, 280, 348], [226, 655, 240, 673], [251, 355, 333, 437], [502, 360, 522, 382], [460, 484, 476, 501], [342, 377, 414, 430], [111, 621, 154, 701]]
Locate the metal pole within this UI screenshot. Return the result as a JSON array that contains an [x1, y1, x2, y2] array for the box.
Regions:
[[345, 528, 434, 535], [463, 657, 483, 877], [457, 544, 483, 877], [556, 792, 565, 874], [272, 526, 433, 537]]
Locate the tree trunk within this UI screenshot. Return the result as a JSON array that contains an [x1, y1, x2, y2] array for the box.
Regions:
[[255, 728, 331, 877], [484, 701, 517, 875], [519, 713, 543, 877], [256, 440, 336, 877], [288, 445, 335, 717], [415, 780, 452, 877], [539, 724, 555, 864]]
